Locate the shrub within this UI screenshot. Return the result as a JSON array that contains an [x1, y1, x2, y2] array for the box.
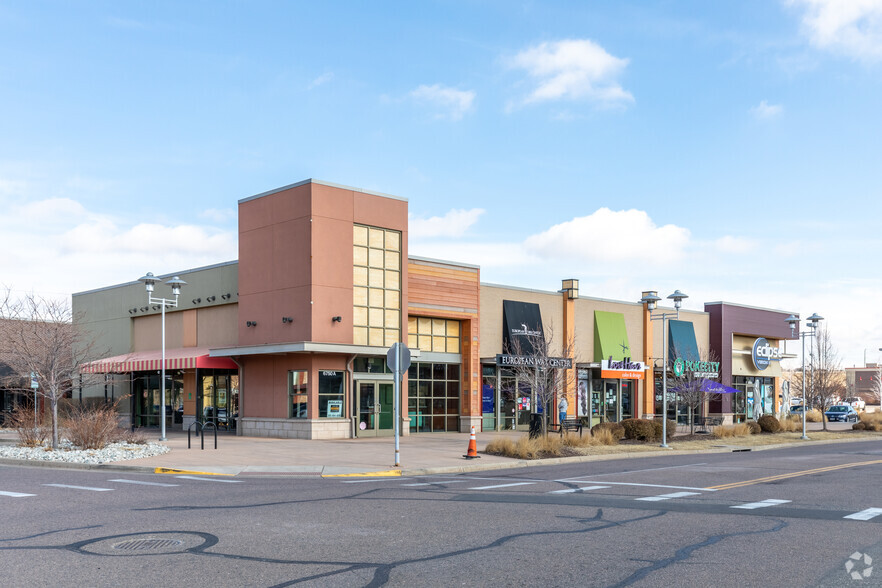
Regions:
[[621, 418, 656, 441], [805, 409, 823, 422], [63, 400, 126, 450], [779, 417, 800, 433], [591, 421, 624, 441], [4, 405, 50, 447], [648, 419, 678, 442], [746, 421, 762, 435], [852, 422, 867, 431], [588, 427, 619, 446], [757, 415, 781, 433]]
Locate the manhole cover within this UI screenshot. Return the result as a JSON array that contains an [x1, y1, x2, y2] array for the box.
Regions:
[[114, 538, 184, 551]]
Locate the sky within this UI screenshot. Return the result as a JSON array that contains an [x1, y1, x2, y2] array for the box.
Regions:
[[2, 0, 882, 369]]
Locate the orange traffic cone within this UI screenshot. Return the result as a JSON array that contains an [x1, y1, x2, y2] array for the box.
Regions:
[[463, 425, 480, 459]]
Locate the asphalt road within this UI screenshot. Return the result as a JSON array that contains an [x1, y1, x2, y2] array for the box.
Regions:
[[2, 440, 881, 587]]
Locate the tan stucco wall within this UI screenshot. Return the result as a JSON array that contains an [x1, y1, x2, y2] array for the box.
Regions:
[[479, 285, 565, 358]]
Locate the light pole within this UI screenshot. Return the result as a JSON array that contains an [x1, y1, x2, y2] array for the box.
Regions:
[[785, 313, 823, 440], [138, 272, 186, 441], [640, 289, 688, 449]]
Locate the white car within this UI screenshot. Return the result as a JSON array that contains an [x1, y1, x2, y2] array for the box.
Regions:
[[844, 397, 866, 411]]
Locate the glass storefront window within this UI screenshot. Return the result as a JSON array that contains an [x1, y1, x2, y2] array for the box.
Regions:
[[407, 362, 460, 432], [318, 370, 345, 418], [288, 370, 308, 419]]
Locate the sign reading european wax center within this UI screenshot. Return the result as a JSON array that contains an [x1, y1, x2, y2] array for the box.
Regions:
[[752, 337, 782, 371], [496, 354, 573, 369], [672, 358, 720, 379], [600, 357, 645, 380]]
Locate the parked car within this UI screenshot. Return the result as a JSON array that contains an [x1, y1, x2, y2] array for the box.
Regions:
[[844, 397, 866, 411], [824, 404, 859, 423], [789, 405, 807, 415]]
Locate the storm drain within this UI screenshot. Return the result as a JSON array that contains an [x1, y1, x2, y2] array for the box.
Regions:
[[113, 538, 184, 551]]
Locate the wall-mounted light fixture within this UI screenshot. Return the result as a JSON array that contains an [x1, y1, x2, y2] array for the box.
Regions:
[[192, 298, 202, 304], [562, 278, 580, 300], [332, 316, 342, 323], [206, 295, 216, 302], [221, 293, 231, 300], [140, 306, 149, 312], [246, 320, 258, 327], [282, 317, 293, 324], [128, 308, 137, 314]]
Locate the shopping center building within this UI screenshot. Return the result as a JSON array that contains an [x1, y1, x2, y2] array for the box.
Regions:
[[74, 179, 798, 439]]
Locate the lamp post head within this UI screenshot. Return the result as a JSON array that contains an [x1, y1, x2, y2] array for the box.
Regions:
[[639, 291, 661, 311], [667, 289, 688, 310], [807, 312, 823, 329], [138, 272, 159, 293], [165, 276, 187, 296], [784, 314, 800, 336]]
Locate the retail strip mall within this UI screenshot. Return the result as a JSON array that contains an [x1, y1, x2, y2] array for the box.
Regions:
[[75, 179, 798, 439]]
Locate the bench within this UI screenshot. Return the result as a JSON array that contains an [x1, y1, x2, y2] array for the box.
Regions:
[[547, 418, 584, 437]]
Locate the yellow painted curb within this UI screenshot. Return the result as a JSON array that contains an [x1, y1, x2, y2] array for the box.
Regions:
[[323, 469, 402, 478], [154, 467, 234, 476]]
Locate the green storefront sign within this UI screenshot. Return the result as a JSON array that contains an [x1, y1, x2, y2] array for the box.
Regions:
[[672, 357, 720, 378]]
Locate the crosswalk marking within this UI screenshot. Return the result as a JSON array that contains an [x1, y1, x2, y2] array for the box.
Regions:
[[635, 491, 701, 502], [468, 482, 536, 490], [174, 475, 242, 483], [550, 485, 610, 494], [843, 508, 882, 521], [0, 490, 36, 497], [108, 479, 180, 487], [42, 484, 113, 492], [731, 499, 791, 510]]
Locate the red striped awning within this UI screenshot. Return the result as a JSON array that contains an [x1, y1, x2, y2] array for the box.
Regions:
[[81, 347, 237, 373]]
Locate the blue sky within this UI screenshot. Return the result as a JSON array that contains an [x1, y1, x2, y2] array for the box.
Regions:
[[2, 1, 882, 368]]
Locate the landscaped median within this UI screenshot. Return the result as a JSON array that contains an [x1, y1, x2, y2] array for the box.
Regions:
[[484, 414, 882, 460]]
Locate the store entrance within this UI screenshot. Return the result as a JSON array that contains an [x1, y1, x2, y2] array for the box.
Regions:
[[355, 381, 394, 437], [198, 372, 239, 433]]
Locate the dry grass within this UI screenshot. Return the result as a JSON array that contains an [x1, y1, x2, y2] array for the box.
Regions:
[[713, 423, 752, 438], [484, 429, 620, 459], [4, 405, 50, 447], [859, 412, 882, 432], [778, 417, 801, 433], [805, 409, 823, 422], [63, 399, 128, 449]]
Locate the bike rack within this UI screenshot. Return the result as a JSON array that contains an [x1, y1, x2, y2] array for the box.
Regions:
[[188, 421, 218, 450]]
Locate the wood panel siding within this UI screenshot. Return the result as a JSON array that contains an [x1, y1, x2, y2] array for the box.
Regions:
[[407, 260, 479, 315]]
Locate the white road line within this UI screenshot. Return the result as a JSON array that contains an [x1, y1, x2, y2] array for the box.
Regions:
[[108, 479, 180, 487], [0, 490, 36, 497], [468, 482, 536, 490], [550, 485, 610, 494], [175, 475, 242, 483], [635, 491, 701, 502], [401, 480, 469, 487], [552, 481, 714, 492], [42, 484, 113, 492], [557, 463, 709, 480], [731, 499, 791, 510], [844, 508, 882, 521]]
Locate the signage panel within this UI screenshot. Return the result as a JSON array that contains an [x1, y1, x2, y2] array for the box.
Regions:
[[600, 357, 645, 380], [751, 338, 782, 371]]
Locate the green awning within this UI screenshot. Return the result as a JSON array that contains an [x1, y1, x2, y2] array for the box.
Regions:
[[594, 311, 631, 362], [668, 319, 700, 362]]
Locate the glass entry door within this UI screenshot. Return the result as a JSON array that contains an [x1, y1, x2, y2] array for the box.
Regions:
[[356, 381, 394, 437]]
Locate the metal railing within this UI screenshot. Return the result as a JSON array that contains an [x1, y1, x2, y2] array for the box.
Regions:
[[187, 421, 217, 450]]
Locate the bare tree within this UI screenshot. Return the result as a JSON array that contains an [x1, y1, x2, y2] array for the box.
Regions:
[[669, 348, 722, 434], [501, 325, 576, 438], [0, 290, 101, 449], [808, 326, 846, 432]]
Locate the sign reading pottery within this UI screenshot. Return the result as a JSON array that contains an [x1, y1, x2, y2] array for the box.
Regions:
[[495, 354, 573, 369], [751, 337, 782, 371], [601, 357, 645, 380], [672, 357, 720, 379]]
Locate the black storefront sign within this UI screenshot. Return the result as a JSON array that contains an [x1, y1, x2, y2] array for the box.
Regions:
[[495, 354, 573, 369], [502, 300, 544, 355]]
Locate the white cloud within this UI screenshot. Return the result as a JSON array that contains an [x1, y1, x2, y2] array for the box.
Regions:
[[523, 208, 690, 263], [509, 39, 634, 107], [308, 72, 334, 89], [0, 196, 237, 296], [750, 100, 784, 119], [409, 84, 476, 120], [790, 0, 882, 61], [714, 235, 757, 254], [408, 208, 484, 238]]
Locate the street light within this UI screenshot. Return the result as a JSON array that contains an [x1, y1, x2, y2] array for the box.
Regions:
[[785, 312, 823, 440], [138, 272, 186, 441], [640, 289, 688, 448]]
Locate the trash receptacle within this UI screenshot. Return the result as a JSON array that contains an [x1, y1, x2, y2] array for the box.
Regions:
[[529, 413, 542, 439]]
